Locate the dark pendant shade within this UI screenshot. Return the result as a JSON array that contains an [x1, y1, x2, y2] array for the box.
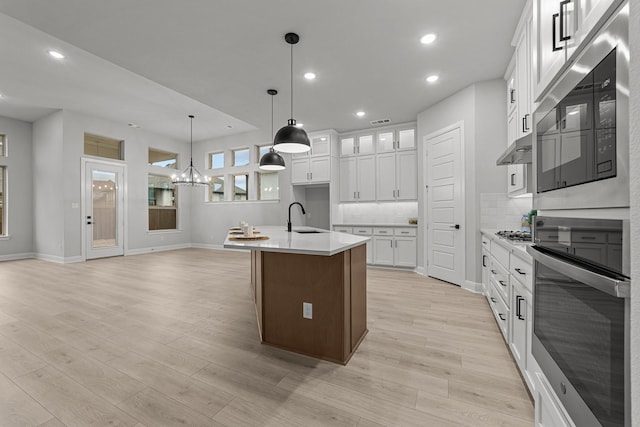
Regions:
[[259, 148, 286, 170], [273, 119, 311, 153]]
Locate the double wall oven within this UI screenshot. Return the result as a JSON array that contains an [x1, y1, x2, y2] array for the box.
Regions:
[[529, 4, 631, 426]]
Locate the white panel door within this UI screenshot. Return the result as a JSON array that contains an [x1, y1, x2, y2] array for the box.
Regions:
[[425, 126, 464, 286], [84, 161, 125, 260], [373, 236, 394, 265], [396, 151, 417, 200], [356, 155, 376, 201], [291, 159, 309, 184], [309, 157, 330, 183], [339, 157, 357, 202], [376, 153, 396, 201]]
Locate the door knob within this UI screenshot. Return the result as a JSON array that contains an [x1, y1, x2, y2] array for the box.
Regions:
[[449, 224, 460, 229]]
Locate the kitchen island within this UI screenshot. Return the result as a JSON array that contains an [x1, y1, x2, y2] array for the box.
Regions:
[[224, 226, 369, 364]]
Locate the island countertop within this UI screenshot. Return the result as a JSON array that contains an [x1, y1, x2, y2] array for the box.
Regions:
[[223, 225, 369, 256]]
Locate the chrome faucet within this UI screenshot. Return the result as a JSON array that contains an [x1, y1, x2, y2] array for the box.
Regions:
[[288, 202, 306, 232]]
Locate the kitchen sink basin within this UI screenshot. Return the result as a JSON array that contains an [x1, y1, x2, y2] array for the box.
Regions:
[[294, 230, 324, 234]]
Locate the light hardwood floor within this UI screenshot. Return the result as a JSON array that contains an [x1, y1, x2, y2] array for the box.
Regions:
[[0, 249, 533, 426]]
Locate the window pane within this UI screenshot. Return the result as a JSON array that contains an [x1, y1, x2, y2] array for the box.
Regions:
[[209, 176, 225, 202], [234, 174, 248, 200], [84, 133, 123, 160], [92, 170, 117, 248], [258, 172, 279, 200], [258, 145, 271, 162], [233, 149, 250, 166], [211, 152, 224, 169], [0, 166, 4, 235], [149, 148, 177, 169], [0, 134, 5, 156], [148, 174, 177, 230]]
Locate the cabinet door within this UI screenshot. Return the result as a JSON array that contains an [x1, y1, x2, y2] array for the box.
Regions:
[[340, 137, 356, 157], [510, 279, 529, 372], [508, 164, 526, 196], [535, 0, 568, 100], [516, 22, 532, 137], [396, 151, 417, 200], [356, 155, 376, 201], [482, 248, 490, 295], [339, 157, 357, 202], [395, 237, 417, 267], [376, 131, 395, 153], [397, 128, 416, 151], [376, 153, 396, 201], [576, 0, 619, 51], [357, 134, 375, 155], [373, 236, 394, 265], [291, 159, 309, 184], [309, 157, 330, 183], [310, 135, 330, 157], [506, 63, 517, 115], [508, 109, 518, 146]]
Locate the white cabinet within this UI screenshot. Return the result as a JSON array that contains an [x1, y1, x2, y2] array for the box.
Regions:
[[395, 237, 417, 267], [375, 127, 416, 153], [576, 0, 620, 47], [508, 164, 527, 196], [506, 58, 517, 115], [339, 155, 375, 202], [352, 227, 373, 264], [340, 133, 375, 156], [291, 157, 331, 184], [376, 151, 417, 201], [293, 134, 331, 158], [372, 227, 417, 268], [373, 236, 394, 265], [515, 9, 533, 138], [509, 276, 530, 372], [536, 373, 574, 427]]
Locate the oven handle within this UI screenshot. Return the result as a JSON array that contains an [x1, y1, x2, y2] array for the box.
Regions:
[[526, 246, 630, 298]]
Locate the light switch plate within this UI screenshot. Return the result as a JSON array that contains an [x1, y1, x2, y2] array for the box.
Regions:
[[303, 302, 312, 319]]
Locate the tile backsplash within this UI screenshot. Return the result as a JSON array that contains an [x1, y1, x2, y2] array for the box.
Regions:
[[336, 201, 418, 225], [480, 193, 533, 230]]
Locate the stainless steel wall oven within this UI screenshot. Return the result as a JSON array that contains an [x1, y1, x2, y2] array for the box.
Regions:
[[527, 216, 630, 427]]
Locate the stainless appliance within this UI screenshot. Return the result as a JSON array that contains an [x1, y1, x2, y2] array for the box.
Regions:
[[495, 230, 532, 242], [527, 216, 630, 427], [534, 4, 629, 210]]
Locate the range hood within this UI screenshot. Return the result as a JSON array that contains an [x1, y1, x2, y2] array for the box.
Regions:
[[496, 133, 533, 165]]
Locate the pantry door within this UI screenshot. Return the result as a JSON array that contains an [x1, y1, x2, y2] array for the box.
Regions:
[[424, 124, 465, 286], [83, 160, 125, 259]]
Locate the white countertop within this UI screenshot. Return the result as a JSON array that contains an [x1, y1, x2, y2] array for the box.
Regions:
[[333, 223, 418, 228], [223, 226, 370, 256]]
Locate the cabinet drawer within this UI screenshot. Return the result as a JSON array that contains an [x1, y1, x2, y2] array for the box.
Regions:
[[490, 257, 510, 305], [334, 226, 353, 234], [488, 283, 509, 339], [510, 252, 533, 292], [373, 227, 393, 236], [353, 227, 373, 235], [490, 240, 510, 270], [394, 228, 417, 237], [482, 234, 491, 249]]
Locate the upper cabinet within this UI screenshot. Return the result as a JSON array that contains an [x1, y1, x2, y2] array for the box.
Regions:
[[515, 9, 533, 138], [376, 127, 416, 153], [340, 133, 375, 156], [533, 0, 623, 101], [291, 130, 338, 185], [293, 134, 332, 158]]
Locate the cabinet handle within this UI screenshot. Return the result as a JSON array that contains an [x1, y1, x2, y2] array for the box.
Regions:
[[397, 189, 400, 198], [510, 89, 515, 104], [390, 240, 393, 248], [559, 0, 572, 41], [516, 295, 525, 320], [511, 174, 516, 186], [515, 268, 526, 275], [482, 255, 487, 267], [310, 172, 312, 180], [491, 269, 497, 274], [499, 280, 507, 287], [524, 113, 530, 131], [354, 191, 356, 199], [357, 191, 360, 199], [552, 13, 563, 51], [522, 116, 527, 133], [498, 313, 506, 321], [490, 297, 496, 303]]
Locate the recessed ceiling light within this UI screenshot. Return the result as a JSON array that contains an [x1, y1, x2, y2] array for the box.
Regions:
[[420, 33, 437, 45], [320, 137, 327, 141], [48, 50, 65, 59], [356, 111, 366, 117], [426, 75, 439, 83], [295, 123, 304, 128], [304, 72, 316, 80]]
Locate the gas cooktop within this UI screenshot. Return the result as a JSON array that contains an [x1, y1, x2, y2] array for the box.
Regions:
[[495, 230, 532, 242]]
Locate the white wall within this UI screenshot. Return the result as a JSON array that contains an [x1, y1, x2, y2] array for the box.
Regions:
[[417, 79, 507, 285], [0, 116, 34, 259], [628, 0, 639, 423], [190, 130, 302, 248]]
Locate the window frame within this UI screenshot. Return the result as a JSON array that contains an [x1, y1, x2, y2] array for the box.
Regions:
[[148, 147, 178, 169], [209, 151, 225, 169], [257, 144, 272, 163], [208, 175, 225, 202], [257, 171, 280, 201], [147, 173, 179, 231], [84, 133, 124, 161], [0, 134, 6, 157], [232, 148, 250, 167], [0, 166, 5, 236], [232, 173, 249, 201]]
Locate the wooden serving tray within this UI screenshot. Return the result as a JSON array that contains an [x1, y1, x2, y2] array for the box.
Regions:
[[229, 230, 261, 235], [229, 235, 269, 241]]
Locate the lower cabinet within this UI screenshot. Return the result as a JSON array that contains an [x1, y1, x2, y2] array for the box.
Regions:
[[536, 373, 574, 427], [509, 275, 530, 373], [334, 226, 416, 268]]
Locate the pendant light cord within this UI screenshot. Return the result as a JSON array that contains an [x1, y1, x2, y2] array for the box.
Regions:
[[290, 42, 294, 120], [189, 115, 194, 167], [271, 94, 274, 139]]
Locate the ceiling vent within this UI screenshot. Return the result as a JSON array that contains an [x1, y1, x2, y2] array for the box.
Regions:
[[370, 118, 391, 125]]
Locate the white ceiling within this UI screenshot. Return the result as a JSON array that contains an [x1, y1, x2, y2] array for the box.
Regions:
[[0, 0, 525, 142]]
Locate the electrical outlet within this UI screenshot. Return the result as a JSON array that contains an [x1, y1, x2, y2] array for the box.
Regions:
[[303, 302, 313, 319]]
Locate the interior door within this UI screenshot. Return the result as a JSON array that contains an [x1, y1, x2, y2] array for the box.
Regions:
[[425, 126, 464, 286], [84, 161, 124, 259]]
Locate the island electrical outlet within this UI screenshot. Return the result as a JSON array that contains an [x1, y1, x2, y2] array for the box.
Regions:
[[303, 302, 313, 319]]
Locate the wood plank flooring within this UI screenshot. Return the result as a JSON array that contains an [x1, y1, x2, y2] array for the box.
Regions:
[[0, 249, 533, 426]]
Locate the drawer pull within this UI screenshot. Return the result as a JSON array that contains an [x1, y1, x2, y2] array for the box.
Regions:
[[490, 297, 496, 303], [498, 313, 506, 321], [491, 269, 497, 274], [499, 280, 506, 287], [516, 296, 525, 320], [515, 268, 526, 275], [401, 231, 409, 234]]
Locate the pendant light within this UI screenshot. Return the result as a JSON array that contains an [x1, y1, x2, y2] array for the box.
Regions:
[[171, 115, 210, 186], [273, 32, 311, 154], [260, 89, 286, 170]]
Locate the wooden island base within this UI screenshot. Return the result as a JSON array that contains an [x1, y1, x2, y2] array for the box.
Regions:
[[251, 244, 367, 365]]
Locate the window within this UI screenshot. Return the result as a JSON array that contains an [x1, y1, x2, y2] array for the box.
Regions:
[[0, 134, 5, 156], [148, 174, 177, 230], [209, 176, 225, 202], [257, 145, 271, 162], [84, 133, 123, 160], [233, 174, 249, 200], [210, 152, 224, 169], [233, 148, 250, 167], [0, 166, 4, 235], [148, 148, 177, 169], [258, 172, 279, 200]]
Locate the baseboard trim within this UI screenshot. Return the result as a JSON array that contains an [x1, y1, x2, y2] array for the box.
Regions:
[[34, 253, 66, 263], [415, 267, 426, 276], [0, 252, 35, 262], [463, 280, 483, 294], [126, 244, 191, 256], [190, 243, 225, 250], [64, 256, 84, 264]]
